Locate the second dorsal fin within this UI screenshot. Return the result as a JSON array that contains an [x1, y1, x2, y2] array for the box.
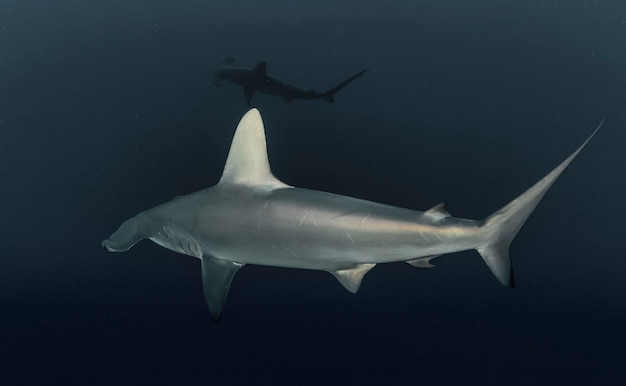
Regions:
[[424, 202, 451, 221]]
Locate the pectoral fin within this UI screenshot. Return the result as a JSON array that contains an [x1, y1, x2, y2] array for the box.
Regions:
[[330, 263, 376, 293], [243, 87, 254, 105], [201, 256, 244, 321]]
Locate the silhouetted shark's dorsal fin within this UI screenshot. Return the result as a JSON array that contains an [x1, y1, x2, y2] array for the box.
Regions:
[[253, 61, 267, 77], [424, 202, 451, 221], [218, 109, 290, 189]]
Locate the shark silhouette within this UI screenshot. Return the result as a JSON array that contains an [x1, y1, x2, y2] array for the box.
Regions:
[[103, 109, 602, 321], [214, 57, 367, 105]]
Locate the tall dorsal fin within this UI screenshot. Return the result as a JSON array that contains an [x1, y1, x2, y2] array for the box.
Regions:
[[218, 109, 289, 188], [424, 202, 451, 221], [253, 61, 267, 76]]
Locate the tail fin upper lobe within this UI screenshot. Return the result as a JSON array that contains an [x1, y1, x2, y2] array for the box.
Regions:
[[323, 69, 367, 103], [477, 120, 604, 287]]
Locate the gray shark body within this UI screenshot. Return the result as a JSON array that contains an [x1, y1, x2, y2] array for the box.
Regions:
[[103, 109, 601, 320], [214, 58, 366, 105]]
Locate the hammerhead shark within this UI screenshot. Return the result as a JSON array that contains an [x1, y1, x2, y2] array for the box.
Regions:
[[213, 57, 367, 105], [103, 109, 602, 321]]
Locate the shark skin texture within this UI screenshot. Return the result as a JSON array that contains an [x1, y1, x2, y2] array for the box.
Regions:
[[103, 109, 602, 321], [213, 57, 367, 105]]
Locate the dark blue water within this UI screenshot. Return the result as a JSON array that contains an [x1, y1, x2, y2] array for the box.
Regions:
[[2, 1, 625, 384]]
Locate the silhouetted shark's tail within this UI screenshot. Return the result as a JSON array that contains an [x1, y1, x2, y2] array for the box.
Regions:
[[476, 120, 603, 287], [323, 69, 367, 103]]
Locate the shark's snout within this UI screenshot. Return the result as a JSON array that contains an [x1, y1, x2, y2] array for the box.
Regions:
[[102, 216, 146, 253], [102, 239, 116, 252]]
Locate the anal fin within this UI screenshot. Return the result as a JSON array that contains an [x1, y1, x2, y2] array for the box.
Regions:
[[201, 256, 244, 321], [406, 254, 442, 268], [330, 263, 376, 293]]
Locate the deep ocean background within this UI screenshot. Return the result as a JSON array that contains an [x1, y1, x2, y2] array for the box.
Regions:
[[2, 0, 625, 384]]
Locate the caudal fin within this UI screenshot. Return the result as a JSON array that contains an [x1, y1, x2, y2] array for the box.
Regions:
[[477, 120, 603, 287], [323, 69, 367, 103]]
